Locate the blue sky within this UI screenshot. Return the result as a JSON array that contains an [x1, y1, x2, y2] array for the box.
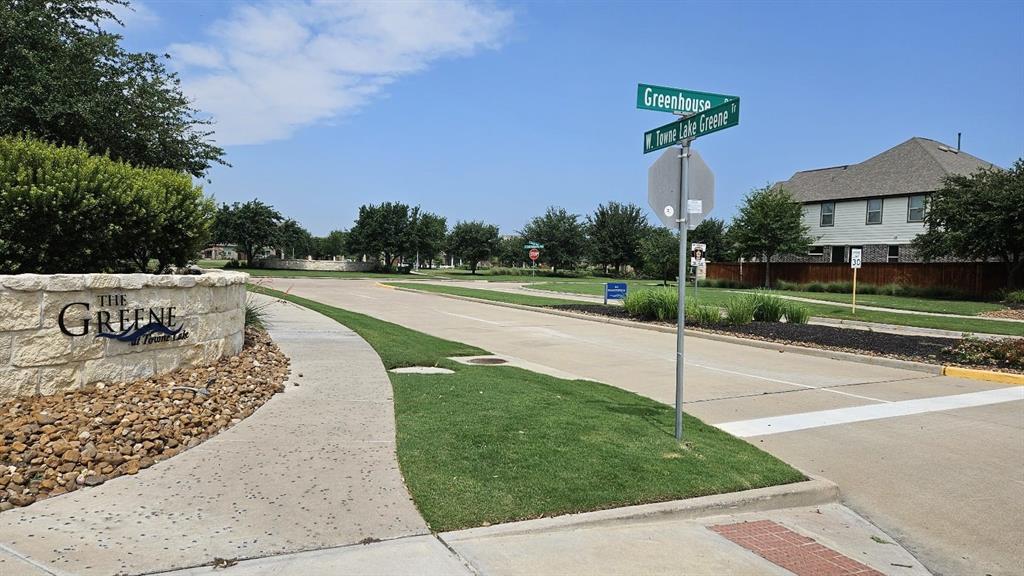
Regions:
[[117, 1, 1024, 236]]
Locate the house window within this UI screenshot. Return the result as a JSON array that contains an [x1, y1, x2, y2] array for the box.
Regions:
[[808, 246, 824, 257], [908, 194, 926, 222], [820, 202, 835, 227], [866, 198, 883, 224], [888, 245, 899, 262]]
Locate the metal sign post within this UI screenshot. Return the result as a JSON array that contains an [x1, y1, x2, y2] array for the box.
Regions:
[[674, 140, 690, 441], [639, 83, 737, 442], [850, 248, 862, 314]]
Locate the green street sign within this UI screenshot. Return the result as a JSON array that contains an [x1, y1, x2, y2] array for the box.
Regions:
[[636, 84, 737, 115], [643, 99, 740, 154], [524, 242, 544, 249]]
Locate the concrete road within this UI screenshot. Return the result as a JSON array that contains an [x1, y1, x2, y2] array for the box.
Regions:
[[260, 278, 1024, 576]]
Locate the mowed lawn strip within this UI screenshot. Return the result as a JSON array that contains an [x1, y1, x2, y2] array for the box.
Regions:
[[524, 283, 1022, 336], [385, 281, 583, 306], [253, 286, 806, 532], [249, 285, 484, 366]]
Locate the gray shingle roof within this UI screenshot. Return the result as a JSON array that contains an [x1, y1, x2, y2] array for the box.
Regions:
[[777, 137, 997, 203]]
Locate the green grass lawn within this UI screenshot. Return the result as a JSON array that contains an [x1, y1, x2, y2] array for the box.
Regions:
[[422, 268, 599, 283], [389, 282, 1023, 336], [769, 289, 1005, 316], [386, 282, 583, 306], [253, 285, 805, 532], [529, 280, 677, 296]]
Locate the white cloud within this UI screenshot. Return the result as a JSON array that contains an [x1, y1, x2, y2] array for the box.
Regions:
[[169, 1, 513, 146]]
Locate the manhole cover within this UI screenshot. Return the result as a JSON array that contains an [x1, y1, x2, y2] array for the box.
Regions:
[[466, 357, 508, 365]]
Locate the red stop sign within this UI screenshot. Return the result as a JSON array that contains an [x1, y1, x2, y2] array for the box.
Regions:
[[529, 248, 539, 261]]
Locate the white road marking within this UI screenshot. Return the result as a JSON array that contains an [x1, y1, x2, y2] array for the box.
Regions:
[[717, 387, 1024, 437], [687, 362, 892, 403], [351, 293, 377, 299], [440, 311, 505, 326]]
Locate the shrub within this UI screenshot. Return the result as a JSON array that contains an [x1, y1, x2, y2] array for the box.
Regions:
[[0, 135, 214, 274], [943, 337, 1024, 369], [624, 288, 678, 321], [805, 282, 826, 292], [1004, 290, 1024, 306], [750, 291, 787, 322], [244, 295, 270, 329], [775, 279, 799, 291], [224, 259, 242, 269], [783, 302, 811, 324], [724, 297, 756, 325], [687, 302, 723, 326]]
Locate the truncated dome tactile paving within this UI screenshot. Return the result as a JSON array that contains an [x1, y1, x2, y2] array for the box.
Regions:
[[709, 520, 885, 576]]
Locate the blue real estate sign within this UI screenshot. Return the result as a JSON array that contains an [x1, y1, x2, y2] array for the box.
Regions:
[[605, 283, 628, 301]]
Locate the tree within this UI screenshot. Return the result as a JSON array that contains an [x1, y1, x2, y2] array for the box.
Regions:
[[447, 221, 500, 274], [730, 186, 813, 287], [520, 207, 587, 273], [346, 202, 417, 271], [586, 202, 650, 275], [315, 230, 347, 259], [278, 219, 313, 259], [213, 200, 283, 265], [689, 218, 729, 262], [496, 235, 526, 267], [410, 212, 447, 268], [913, 159, 1024, 288], [639, 228, 679, 285], [0, 0, 226, 177]]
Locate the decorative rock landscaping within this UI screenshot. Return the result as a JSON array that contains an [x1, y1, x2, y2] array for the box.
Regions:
[[0, 327, 289, 511]]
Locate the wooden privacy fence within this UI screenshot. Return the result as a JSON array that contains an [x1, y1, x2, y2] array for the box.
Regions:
[[706, 262, 1010, 296]]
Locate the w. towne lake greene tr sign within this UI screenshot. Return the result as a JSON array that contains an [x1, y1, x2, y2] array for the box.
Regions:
[[643, 99, 740, 153]]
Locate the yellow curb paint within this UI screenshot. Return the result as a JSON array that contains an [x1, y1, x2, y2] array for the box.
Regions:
[[375, 282, 396, 290], [943, 366, 1024, 386]]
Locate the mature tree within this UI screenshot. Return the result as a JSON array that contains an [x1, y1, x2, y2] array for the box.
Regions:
[[520, 207, 587, 273], [496, 235, 526, 267], [0, 0, 226, 177], [447, 221, 500, 274], [315, 230, 347, 259], [639, 228, 680, 285], [689, 218, 729, 262], [730, 186, 813, 287], [913, 159, 1024, 288], [410, 211, 447, 268], [278, 219, 313, 259], [213, 200, 283, 265], [586, 202, 650, 275], [346, 202, 417, 271]]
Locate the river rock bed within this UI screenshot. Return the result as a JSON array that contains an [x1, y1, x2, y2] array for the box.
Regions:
[[0, 327, 289, 511]]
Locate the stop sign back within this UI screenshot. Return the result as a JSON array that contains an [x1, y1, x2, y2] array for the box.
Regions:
[[529, 248, 539, 261]]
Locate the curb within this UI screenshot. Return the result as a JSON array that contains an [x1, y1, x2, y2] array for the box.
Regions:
[[440, 474, 839, 542], [387, 286, 945, 376], [942, 366, 1024, 386]]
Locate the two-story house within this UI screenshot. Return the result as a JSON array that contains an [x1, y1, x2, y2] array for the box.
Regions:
[[775, 137, 995, 263]]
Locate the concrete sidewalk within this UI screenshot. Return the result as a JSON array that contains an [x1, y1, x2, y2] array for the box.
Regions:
[[0, 295, 428, 575]]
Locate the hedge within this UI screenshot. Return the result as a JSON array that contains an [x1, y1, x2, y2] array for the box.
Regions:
[[0, 135, 215, 273]]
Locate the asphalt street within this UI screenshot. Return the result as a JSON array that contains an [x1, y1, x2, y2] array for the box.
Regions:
[[260, 277, 1024, 576]]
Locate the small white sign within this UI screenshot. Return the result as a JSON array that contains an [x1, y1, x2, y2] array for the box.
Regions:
[[687, 199, 703, 214], [850, 248, 862, 269], [690, 243, 706, 267], [663, 205, 675, 218]]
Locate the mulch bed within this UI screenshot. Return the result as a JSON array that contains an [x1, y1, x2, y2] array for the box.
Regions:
[[548, 304, 1021, 372], [0, 327, 290, 511]]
